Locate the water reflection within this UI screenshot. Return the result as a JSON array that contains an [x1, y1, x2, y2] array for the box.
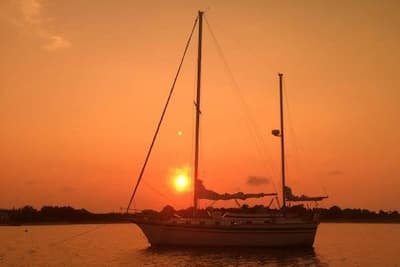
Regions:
[[141, 246, 328, 266]]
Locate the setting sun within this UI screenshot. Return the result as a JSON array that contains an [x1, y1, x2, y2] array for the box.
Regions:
[[170, 166, 191, 192], [174, 174, 189, 192]]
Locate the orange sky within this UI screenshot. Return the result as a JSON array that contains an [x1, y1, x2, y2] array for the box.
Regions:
[[0, 0, 399, 212]]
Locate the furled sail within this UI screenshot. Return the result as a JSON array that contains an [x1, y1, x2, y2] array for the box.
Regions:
[[284, 186, 328, 202], [196, 180, 277, 200]]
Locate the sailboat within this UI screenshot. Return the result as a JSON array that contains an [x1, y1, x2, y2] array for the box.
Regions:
[[128, 11, 327, 247]]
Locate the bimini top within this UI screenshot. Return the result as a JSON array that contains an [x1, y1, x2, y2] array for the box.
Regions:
[[284, 186, 328, 202], [196, 180, 277, 201]]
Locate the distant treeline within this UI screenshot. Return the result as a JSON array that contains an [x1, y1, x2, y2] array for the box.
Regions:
[[0, 205, 399, 225], [317, 205, 400, 222], [0, 206, 132, 225]]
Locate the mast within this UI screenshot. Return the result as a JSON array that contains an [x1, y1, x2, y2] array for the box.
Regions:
[[193, 11, 203, 212], [278, 73, 286, 210]]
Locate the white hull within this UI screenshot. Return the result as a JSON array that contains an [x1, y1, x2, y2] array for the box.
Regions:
[[134, 218, 318, 247]]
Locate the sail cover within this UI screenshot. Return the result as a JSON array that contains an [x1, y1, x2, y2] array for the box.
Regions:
[[196, 180, 277, 200], [284, 186, 328, 202]]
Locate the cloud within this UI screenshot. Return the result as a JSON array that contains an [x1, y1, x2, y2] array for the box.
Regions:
[[247, 176, 270, 186], [59, 186, 75, 193], [25, 178, 39, 186], [326, 170, 344, 176], [20, 0, 41, 25], [1, 0, 71, 51], [44, 35, 71, 51]]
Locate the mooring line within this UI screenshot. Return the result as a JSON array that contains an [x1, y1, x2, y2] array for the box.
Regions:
[[50, 224, 108, 246]]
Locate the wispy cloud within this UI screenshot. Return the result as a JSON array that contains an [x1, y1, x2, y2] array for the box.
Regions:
[[59, 186, 75, 193], [44, 35, 71, 51], [1, 0, 71, 51], [326, 170, 344, 176], [247, 176, 270, 186], [25, 178, 39, 186]]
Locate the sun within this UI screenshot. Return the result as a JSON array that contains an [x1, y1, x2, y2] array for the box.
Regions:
[[174, 174, 189, 192], [170, 166, 191, 192]]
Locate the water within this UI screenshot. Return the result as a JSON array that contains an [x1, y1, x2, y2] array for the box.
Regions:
[[0, 223, 399, 266]]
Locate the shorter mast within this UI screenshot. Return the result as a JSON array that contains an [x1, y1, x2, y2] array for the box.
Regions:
[[193, 11, 203, 212], [278, 73, 286, 210]]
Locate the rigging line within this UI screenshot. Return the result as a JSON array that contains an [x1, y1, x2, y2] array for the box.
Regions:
[[283, 80, 327, 195], [204, 17, 272, 168], [283, 79, 308, 186], [283, 79, 299, 184], [322, 185, 329, 196], [191, 44, 197, 206], [204, 14, 276, 166], [51, 224, 107, 246], [204, 17, 279, 193], [204, 17, 262, 156], [142, 180, 179, 207], [126, 16, 199, 213], [191, 58, 196, 163]]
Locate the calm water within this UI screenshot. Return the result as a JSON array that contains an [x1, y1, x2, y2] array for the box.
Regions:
[[0, 223, 399, 266]]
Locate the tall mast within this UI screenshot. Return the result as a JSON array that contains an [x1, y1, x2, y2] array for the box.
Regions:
[[193, 11, 203, 212], [278, 73, 286, 210]]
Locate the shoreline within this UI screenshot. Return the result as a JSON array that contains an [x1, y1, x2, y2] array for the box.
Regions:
[[1, 220, 399, 226], [0, 221, 132, 226]]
